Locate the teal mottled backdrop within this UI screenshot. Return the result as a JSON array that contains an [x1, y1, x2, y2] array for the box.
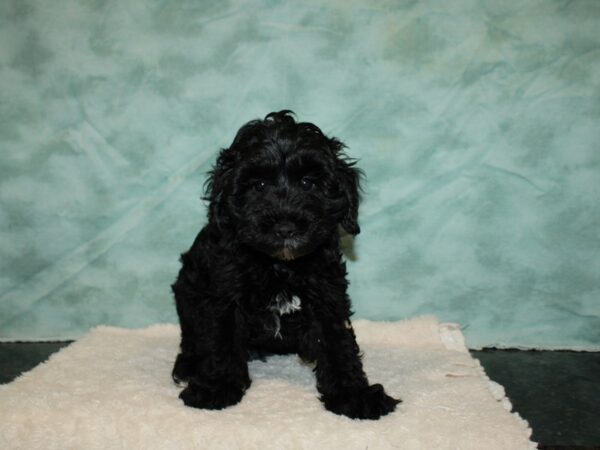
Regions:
[[1, 0, 599, 348]]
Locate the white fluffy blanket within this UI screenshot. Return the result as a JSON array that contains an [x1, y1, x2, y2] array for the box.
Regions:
[[0, 317, 535, 449]]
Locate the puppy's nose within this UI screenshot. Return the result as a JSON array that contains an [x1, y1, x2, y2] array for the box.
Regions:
[[273, 221, 298, 239]]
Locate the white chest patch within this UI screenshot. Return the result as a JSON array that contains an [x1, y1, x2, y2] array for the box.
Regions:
[[269, 293, 302, 315], [268, 293, 301, 339]]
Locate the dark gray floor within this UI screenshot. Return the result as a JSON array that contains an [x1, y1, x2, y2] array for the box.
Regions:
[[471, 349, 600, 449], [0, 342, 72, 384], [1, 343, 599, 448]]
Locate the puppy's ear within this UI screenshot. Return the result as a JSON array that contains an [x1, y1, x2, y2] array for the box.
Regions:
[[204, 119, 265, 229], [332, 139, 363, 235], [204, 147, 236, 230], [338, 161, 362, 235]]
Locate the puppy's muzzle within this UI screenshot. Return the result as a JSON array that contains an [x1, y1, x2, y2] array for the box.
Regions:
[[274, 248, 297, 261], [271, 221, 305, 260], [272, 221, 299, 240]]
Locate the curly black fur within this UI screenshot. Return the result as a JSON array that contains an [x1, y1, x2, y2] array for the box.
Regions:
[[171, 111, 400, 419]]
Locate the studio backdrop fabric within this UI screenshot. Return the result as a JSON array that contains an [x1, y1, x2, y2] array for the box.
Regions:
[[0, 0, 599, 348]]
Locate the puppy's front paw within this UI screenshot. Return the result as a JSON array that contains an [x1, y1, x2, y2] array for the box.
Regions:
[[321, 384, 401, 420], [172, 353, 195, 386], [179, 379, 250, 410]]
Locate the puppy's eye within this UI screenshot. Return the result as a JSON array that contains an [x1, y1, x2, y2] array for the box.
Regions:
[[254, 180, 268, 192], [300, 177, 315, 191]]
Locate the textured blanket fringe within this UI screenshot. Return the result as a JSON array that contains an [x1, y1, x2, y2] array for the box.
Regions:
[[439, 322, 537, 450]]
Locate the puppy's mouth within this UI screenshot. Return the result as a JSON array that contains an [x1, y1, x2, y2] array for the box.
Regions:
[[273, 248, 297, 261], [272, 239, 307, 261]]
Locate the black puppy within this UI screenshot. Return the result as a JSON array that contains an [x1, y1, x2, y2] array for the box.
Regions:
[[172, 111, 400, 419]]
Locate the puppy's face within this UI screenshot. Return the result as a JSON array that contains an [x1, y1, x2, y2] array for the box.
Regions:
[[207, 111, 361, 261]]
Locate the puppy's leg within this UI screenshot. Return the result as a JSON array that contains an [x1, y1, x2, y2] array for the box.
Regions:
[[172, 266, 250, 410], [309, 318, 401, 420]]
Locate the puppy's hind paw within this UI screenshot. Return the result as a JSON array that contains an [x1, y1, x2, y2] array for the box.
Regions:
[[321, 384, 401, 420]]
